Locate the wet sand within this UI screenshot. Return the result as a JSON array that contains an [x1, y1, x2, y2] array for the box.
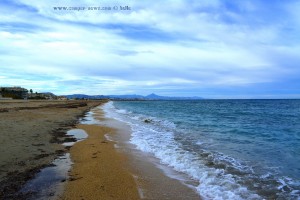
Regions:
[[99, 115, 201, 200], [62, 105, 200, 200], [0, 100, 200, 199], [62, 124, 140, 200], [0, 100, 105, 199]]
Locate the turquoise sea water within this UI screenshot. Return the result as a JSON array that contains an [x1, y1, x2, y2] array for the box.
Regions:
[[103, 100, 300, 200]]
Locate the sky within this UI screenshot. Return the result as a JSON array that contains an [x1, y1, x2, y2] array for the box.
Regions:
[[0, 0, 300, 98]]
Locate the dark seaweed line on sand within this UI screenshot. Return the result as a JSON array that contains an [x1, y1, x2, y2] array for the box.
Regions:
[[0, 102, 88, 113], [0, 102, 103, 200]]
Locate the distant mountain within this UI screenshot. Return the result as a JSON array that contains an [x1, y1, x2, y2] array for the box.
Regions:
[[108, 94, 144, 99], [65, 94, 95, 99], [65, 93, 203, 100], [145, 93, 203, 100], [146, 93, 162, 99]]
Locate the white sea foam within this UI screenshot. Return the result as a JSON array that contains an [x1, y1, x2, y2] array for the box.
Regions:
[[101, 101, 262, 200], [116, 108, 131, 114], [196, 141, 205, 145], [104, 133, 115, 142]]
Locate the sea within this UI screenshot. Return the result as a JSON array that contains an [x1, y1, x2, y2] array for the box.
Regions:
[[102, 100, 300, 200]]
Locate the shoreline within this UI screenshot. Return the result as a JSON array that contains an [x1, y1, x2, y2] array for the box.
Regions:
[[61, 103, 200, 199], [99, 111, 201, 200], [0, 100, 106, 199], [61, 124, 140, 200], [1, 100, 201, 199]]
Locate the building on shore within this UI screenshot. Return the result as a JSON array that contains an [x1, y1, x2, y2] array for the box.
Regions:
[[0, 87, 28, 99]]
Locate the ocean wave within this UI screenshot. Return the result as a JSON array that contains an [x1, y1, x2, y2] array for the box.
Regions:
[[101, 101, 300, 200]]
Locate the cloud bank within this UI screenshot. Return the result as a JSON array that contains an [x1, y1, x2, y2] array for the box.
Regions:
[[0, 0, 300, 98]]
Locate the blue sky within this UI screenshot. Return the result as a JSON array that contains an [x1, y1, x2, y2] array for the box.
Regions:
[[0, 0, 300, 98]]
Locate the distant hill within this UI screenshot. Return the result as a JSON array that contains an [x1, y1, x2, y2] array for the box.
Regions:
[[65, 94, 108, 99], [65, 93, 203, 100], [108, 94, 144, 99], [145, 93, 203, 100]]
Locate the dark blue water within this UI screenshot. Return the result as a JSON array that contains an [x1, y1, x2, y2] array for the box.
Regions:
[[104, 100, 300, 200]]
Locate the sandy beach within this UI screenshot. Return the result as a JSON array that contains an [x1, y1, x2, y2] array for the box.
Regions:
[[62, 124, 140, 200], [1, 100, 200, 200], [60, 104, 200, 200], [0, 100, 105, 199]]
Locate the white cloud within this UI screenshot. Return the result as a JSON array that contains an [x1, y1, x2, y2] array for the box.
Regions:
[[0, 0, 299, 97]]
